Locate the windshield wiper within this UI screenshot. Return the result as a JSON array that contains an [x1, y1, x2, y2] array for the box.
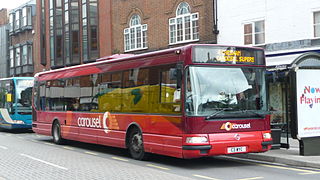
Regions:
[[205, 108, 234, 120]]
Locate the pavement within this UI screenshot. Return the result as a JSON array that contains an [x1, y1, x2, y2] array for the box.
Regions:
[[233, 138, 320, 169]]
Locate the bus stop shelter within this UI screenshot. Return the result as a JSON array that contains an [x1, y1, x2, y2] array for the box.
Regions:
[[266, 49, 320, 155]]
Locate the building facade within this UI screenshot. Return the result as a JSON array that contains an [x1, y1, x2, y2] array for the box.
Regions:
[[34, 0, 217, 73], [111, 0, 217, 54], [8, 0, 36, 77], [216, 0, 320, 146], [34, 0, 112, 72], [0, 9, 8, 78]]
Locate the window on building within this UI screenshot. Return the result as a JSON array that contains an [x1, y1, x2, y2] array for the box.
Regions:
[[22, 45, 28, 65], [40, 0, 46, 66], [15, 46, 21, 67], [14, 10, 21, 31], [22, 6, 32, 27], [22, 44, 33, 65], [9, 13, 14, 32], [124, 15, 148, 52], [49, 0, 55, 66], [244, 20, 265, 45], [71, 0, 80, 64], [64, 0, 70, 64], [9, 48, 14, 68], [50, 0, 64, 67], [169, 2, 199, 45], [28, 45, 33, 65], [82, 0, 98, 62], [314, 11, 320, 38]]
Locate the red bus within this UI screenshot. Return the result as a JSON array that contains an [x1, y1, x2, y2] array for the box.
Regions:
[[32, 44, 272, 160]]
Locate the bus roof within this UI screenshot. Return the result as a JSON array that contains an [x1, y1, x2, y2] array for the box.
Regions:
[[34, 44, 264, 79], [0, 77, 34, 81]]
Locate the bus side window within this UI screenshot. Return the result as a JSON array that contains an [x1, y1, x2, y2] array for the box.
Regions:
[[64, 78, 80, 111], [159, 65, 181, 114], [0, 81, 5, 108]]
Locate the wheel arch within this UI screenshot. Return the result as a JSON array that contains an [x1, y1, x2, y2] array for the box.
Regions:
[[51, 118, 61, 136], [125, 122, 143, 149]]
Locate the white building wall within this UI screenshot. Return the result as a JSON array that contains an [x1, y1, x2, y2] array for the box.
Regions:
[[217, 0, 320, 45]]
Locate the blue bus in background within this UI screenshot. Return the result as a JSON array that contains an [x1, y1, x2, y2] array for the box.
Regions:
[[0, 77, 34, 130]]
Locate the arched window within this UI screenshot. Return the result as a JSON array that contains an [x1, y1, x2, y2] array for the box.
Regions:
[[176, 2, 190, 16], [169, 2, 199, 44], [124, 14, 148, 52]]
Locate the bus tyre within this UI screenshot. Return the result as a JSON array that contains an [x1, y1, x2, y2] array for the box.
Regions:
[[52, 121, 64, 144], [128, 128, 147, 160]]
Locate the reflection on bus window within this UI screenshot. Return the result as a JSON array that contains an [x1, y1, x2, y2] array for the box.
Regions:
[[185, 66, 266, 117]]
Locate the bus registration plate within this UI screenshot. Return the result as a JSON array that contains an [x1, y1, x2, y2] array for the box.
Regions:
[[227, 146, 247, 153]]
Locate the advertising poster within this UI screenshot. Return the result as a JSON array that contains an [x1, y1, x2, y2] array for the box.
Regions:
[[296, 69, 320, 138]]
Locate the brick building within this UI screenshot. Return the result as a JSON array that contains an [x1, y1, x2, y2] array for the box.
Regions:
[[8, 0, 36, 77], [34, 0, 217, 73], [111, 0, 217, 54]]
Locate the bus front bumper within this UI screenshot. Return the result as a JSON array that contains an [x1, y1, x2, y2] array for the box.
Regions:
[[182, 132, 272, 159]]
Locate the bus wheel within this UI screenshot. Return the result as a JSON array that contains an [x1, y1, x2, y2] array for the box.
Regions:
[[52, 121, 64, 144], [128, 128, 147, 160]]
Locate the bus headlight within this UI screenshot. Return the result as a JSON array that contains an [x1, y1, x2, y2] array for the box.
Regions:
[[13, 120, 25, 124], [263, 132, 272, 140], [186, 137, 208, 144]]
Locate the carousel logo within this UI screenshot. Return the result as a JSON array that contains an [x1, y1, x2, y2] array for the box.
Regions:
[[78, 116, 102, 128], [220, 122, 251, 131]]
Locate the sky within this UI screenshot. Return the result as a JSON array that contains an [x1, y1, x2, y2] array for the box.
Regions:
[[0, 0, 31, 10]]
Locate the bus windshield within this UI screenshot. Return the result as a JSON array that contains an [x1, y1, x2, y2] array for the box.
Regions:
[[15, 79, 34, 114], [185, 66, 267, 118]]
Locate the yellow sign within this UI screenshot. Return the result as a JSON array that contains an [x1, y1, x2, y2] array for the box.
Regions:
[[216, 50, 255, 63], [6, 94, 12, 102]]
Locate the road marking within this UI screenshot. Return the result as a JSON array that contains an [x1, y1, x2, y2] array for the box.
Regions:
[[44, 142, 54, 146], [146, 164, 170, 170], [62, 146, 74, 150], [224, 156, 319, 175], [20, 153, 68, 170], [0, 145, 8, 150], [299, 171, 320, 175], [111, 157, 129, 162], [236, 177, 264, 180], [258, 164, 316, 174], [84, 151, 98, 156], [30, 139, 37, 143], [17, 136, 23, 139], [192, 174, 220, 180]]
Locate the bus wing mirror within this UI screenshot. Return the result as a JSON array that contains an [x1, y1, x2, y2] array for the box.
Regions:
[[6, 93, 12, 102]]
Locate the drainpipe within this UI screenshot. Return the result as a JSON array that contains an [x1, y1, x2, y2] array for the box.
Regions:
[[213, 0, 219, 35]]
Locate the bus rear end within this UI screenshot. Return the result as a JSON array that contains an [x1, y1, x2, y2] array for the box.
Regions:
[[181, 45, 272, 158]]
